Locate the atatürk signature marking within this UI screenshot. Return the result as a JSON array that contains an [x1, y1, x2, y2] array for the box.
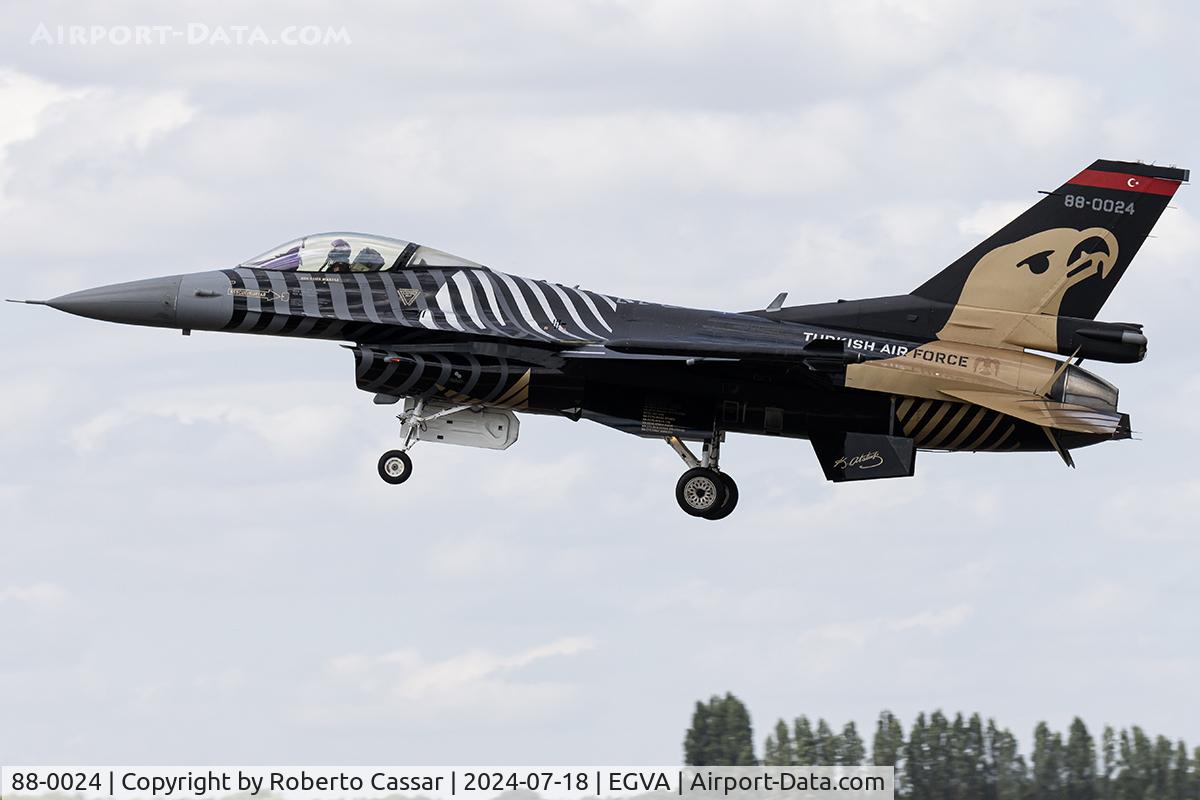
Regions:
[[833, 450, 884, 470]]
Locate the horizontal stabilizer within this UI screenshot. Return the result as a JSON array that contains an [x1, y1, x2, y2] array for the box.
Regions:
[[941, 389, 1122, 434]]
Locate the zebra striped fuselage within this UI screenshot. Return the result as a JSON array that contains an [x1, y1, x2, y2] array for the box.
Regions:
[[220, 266, 618, 346], [207, 266, 1091, 454]]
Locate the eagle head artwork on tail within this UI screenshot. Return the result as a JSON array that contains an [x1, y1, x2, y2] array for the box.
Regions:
[[951, 226, 1119, 318]]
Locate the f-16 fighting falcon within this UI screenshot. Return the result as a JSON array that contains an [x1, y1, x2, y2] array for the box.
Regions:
[[11, 159, 1187, 518]]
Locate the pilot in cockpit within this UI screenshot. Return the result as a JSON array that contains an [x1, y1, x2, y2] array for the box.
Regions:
[[350, 247, 386, 272], [322, 239, 353, 272]]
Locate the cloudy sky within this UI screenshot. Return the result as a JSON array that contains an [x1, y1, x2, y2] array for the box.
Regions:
[[2, 0, 1198, 763]]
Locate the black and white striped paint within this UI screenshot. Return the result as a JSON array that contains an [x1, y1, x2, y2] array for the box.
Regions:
[[354, 345, 537, 409], [221, 264, 618, 345]]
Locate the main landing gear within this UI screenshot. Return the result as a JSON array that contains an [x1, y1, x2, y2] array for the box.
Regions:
[[666, 434, 739, 520]]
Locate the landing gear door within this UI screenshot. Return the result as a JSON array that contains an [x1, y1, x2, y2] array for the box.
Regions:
[[809, 431, 916, 482], [406, 400, 520, 450]]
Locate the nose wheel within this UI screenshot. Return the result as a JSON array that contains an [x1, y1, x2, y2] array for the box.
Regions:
[[666, 434, 739, 520], [377, 450, 413, 484]]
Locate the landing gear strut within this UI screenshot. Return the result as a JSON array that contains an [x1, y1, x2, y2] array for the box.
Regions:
[[666, 433, 739, 520], [376, 398, 522, 486], [379, 398, 425, 485], [375, 399, 473, 486]]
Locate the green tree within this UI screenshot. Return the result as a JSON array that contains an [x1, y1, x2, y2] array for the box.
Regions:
[[872, 711, 905, 797], [1114, 728, 1136, 800], [684, 699, 1197, 800], [764, 718, 796, 766], [1134, 728, 1154, 783], [1167, 741, 1190, 800], [815, 718, 837, 765], [683, 693, 757, 765], [872, 710, 905, 765], [945, 712, 970, 798], [927, 711, 952, 792], [989, 721, 1029, 800], [763, 728, 780, 766], [1152, 735, 1174, 798], [958, 713, 987, 800], [1129, 727, 1153, 799], [1192, 746, 1200, 800], [1064, 718, 1096, 800], [1112, 727, 1162, 800], [905, 713, 930, 798], [838, 721, 866, 766], [716, 693, 757, 765], [1099, 727, 1116, 800], [684, 700, 712, 766], [794, 716, 817, 765], [1032, 721, 1066, 800]]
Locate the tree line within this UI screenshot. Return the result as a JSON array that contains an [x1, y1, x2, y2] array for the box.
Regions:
[[683, 693, 1200, 799]]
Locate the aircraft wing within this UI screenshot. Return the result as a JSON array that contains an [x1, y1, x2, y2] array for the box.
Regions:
[[587, 315, 863, 369], [940, 389, 1124, 434], [600, 337, 859, 363]]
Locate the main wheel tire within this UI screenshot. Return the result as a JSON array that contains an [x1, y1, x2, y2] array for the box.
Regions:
[[705, 473, 739, 520], [675, 467, 727, 517], [377, 450, 413, 484]]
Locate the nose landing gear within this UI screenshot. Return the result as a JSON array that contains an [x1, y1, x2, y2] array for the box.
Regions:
[[375, 399, 451, 487], [666, 433, 739, 520], [375, 398, 522, 486]]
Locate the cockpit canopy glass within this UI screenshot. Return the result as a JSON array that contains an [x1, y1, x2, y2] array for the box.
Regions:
[[239, 232, 483, 273]]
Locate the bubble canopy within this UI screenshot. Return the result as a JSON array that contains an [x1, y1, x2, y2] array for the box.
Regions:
[[238, 232, 483, 273]]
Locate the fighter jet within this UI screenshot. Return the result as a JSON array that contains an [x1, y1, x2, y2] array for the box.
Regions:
[[11, 159, 1186, 518]]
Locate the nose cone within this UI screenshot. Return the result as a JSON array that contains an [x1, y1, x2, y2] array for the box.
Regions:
[[47, 275, 182, 327]]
